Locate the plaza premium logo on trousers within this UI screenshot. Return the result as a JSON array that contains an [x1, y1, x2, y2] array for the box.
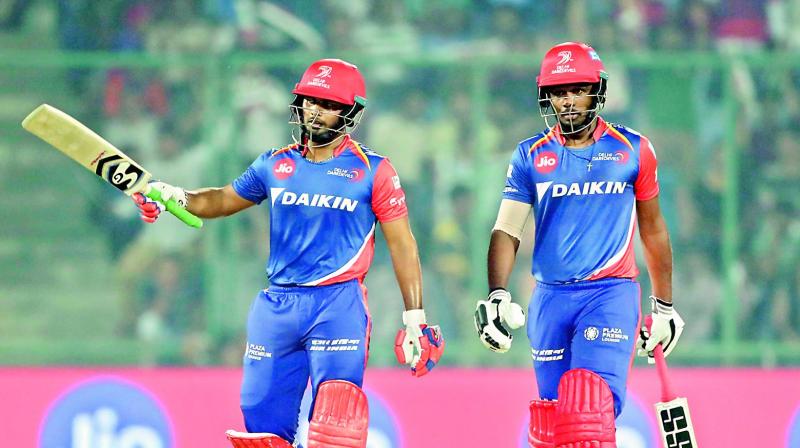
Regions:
[[269, 188, 359, 212]]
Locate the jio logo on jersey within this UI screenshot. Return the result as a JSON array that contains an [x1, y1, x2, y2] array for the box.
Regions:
[[297, 387, 402, 448], [517, 392, 657, 448], [534, 151, 559, 174], [273, 158, 297, 180], [39, 377, 174, 448]]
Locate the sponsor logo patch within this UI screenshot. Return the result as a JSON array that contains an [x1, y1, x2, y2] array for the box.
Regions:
[[534, 151, 559, 174], [269, 188, 359, 212], [273, 158, 296, 180]]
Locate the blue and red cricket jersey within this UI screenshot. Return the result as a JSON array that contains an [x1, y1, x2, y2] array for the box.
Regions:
[[504, 117, 660, 416], [231, 135, 408, 442], [233, 135, 408, 286], [503, 117, 659, 284]]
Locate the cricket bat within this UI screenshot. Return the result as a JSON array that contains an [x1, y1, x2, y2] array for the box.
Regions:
[[21, 104, 202, 228], [646, 317, 698, 447]]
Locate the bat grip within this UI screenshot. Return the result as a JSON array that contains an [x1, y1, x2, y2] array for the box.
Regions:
[[145, 188, 203, 229], [646, 315, 676, 402]]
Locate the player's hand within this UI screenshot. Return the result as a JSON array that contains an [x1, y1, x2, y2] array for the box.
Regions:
[[132, 181, 186, 223], [474, 288, 526, 353], [133, 192, 164, 223], [394, 309, 445, 377], [638, 296, 685, 364], [147, 181, 188, 208]]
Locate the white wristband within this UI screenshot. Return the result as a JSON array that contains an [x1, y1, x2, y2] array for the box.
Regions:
[[402, 309, 426, 327]]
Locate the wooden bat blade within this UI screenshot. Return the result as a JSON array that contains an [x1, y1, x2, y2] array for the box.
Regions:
[[655, 397, 698, 447], [22, 104, 151, 195]]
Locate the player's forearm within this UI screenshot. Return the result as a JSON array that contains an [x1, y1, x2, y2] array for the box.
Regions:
[[387, 237, 423, 310], [640, 227, 673, 302], [487, 229, 520, 291], [186, 187, 231, 218]]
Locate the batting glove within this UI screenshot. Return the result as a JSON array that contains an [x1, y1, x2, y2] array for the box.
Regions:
[[638, 296, 685, 364], [132, 181, 187, 223], [394, 309, 445, 377], [133, 192, 164, 223], [474, 288, 526, 353], [147, 181, 187, 207]]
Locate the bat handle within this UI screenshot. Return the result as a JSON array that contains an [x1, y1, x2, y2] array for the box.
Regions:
[[645, 315, 676, 402], [144, 188, 204, 229]]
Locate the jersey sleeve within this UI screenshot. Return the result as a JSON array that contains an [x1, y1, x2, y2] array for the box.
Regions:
[[634, 136, 659, 201], [232, 153, 270, 204], [502, 144, 535, 204], [371, 158, 408, 223]]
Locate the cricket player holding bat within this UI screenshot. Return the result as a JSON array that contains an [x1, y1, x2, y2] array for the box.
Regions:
[[474, 42, 685, 447], [134, 59, 445, 447]]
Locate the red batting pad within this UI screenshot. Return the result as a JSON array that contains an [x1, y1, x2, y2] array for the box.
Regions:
[[529, 399, 557, 448], [308, 380, 369, 448], [554, 369, 616, 448], [225, 430, 292, 448]]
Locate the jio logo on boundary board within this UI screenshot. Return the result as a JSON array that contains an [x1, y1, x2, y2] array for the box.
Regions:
[[39, 377, 174, 448]]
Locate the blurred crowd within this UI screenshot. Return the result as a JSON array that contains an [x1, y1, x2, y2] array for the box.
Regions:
[[2, 0, 799, 366]]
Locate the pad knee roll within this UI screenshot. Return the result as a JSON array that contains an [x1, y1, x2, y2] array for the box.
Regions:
[[554, 369, 616, 448], [225, 430, 292, 448], [529, 399, 556, 448], [307, 380, 369, 448]]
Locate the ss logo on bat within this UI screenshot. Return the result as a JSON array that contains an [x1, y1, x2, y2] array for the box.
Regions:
[[660, 407, 695, 447], [95, 154, 144, 192]]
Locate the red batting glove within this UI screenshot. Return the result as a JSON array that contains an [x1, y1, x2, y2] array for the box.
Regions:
[[394, 312, 445, 378], [133, 192, 164, 223]]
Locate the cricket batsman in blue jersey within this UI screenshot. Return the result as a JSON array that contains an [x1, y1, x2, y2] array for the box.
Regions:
[[474, 42, 685, 447], [133, 59, 444, 448]]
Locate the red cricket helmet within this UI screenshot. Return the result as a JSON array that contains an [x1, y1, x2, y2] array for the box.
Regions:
[[292, 58, 367, 107], [536, 42, 609, 133], [536, 42, 607, 88]]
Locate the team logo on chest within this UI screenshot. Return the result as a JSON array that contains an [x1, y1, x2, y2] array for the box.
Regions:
[[273, 158, 296, 180], [591, 151, 629, 165], [326, 167, 365, 182], [534, 151, 559, 174]]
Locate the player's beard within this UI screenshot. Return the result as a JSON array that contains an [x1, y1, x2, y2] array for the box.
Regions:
[[303, 118, 346, 146], [558, 108, 591, 135]]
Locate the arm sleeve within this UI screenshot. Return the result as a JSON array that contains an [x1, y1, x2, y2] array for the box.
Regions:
[[372, 158, 409, 223], [502, 144, 535, 204], [232, 153, 270, 204], [634, 136, 659, 201], [493, 199, 533, 240]]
